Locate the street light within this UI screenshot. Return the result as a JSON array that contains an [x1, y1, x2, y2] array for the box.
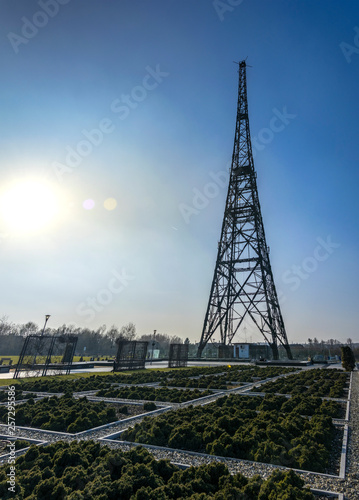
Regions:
[[41, 315, 51, 336], [151, 330, 156, 365]]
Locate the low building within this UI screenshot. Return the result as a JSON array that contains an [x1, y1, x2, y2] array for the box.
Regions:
[[196, 342, 271, 360]]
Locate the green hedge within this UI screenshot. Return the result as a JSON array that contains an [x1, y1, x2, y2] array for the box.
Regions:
[[162, 366, 296, 390], [122, 394, 337, 472], [259, 369, 348, 397], [0, 440, 314, 499], [0, 396, 117, 433], [0, 390, 36, 402], [15, 366, 295, 393]]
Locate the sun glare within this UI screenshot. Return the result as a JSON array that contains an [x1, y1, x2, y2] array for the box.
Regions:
[[0, 180, 60, 234]]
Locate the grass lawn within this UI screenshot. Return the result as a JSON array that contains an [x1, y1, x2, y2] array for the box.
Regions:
[[0, 366, 191, 387], [0, 355, 19, 365]]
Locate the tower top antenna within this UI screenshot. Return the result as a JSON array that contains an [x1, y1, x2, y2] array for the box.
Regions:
[[233, 59, 252, 68]]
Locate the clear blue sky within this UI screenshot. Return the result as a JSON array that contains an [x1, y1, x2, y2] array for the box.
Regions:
[[0, 0, 358, 343]]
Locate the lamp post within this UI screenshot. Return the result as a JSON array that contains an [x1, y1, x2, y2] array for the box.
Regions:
[[41, 315, 51, 336], [33, 315, 50, 366], [151, 330, 156, 365]]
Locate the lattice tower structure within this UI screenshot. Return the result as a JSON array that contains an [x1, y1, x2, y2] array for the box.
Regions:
[[197, 61, 292, 360]]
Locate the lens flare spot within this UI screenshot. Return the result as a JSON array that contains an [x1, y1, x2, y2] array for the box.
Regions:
[[83, 199, 95, 210], [104, 198, 117, 211]]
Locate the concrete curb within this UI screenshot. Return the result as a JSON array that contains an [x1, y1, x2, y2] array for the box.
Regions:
[[74, 405, 172, 437], [311, 489, 344, 498], [0, 437, 48, 465], [0, 405, 172, 439], [0, 434, 42, 445], [339, 424, 349, 479], [0, 423, 70, 438], [345, 372, 352, 422], [85, 395, 175, 406]]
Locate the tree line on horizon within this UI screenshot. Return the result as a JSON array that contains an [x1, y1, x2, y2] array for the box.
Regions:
[[0, 317, 184, 357], [0, 316, 357, 360]]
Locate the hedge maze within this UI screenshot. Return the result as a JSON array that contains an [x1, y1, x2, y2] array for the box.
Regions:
[[0, 363, 350, 497]]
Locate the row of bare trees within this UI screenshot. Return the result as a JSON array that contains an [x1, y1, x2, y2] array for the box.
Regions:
[[307, 337, 354, 347], [288, 338, 358, 360], [0, 317, 184, 357]]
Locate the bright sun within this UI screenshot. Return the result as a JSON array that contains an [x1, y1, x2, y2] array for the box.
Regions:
[[0, 180, 60, 234]]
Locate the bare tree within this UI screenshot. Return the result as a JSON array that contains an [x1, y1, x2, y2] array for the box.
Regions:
[[18, 322, 38, 336], [119, 322, 136, 341], [0, 316, 13, 335], [170, 335, 183, 344], [106, 325, 119, 346], [55, 324, 75, 335], [96, 324, 107, 336]]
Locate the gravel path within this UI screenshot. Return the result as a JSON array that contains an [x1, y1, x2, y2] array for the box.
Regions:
[[344, 371, 359, 499]]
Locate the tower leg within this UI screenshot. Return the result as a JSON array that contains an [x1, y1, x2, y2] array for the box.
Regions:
[[270, 342, 279, 360], [284, 344, 293, 360], [197, 344, 204, 358]]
